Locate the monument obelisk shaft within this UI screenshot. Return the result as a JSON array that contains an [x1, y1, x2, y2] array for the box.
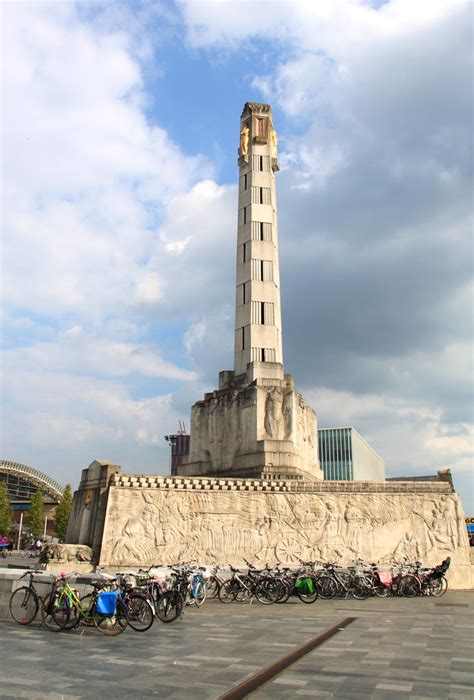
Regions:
[[178, 102, 322, 481], [234, 103, 283, 378]]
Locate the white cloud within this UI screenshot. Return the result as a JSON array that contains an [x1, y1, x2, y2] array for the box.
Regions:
[[184, 321, 208, 356], [2, 1, 212, 322], [1, 2, 214, 481], [4, 329, 198, 382], [0, 366, 178, 482], [179, 0, 457, 51]]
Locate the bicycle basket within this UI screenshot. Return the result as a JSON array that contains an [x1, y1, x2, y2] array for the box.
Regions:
[[96, 591, 119, 615], [295, 576, 314, 594]]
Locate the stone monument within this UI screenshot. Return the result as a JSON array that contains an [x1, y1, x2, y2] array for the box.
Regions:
[[177, 103, 323, 481], [64, 103, 473, 589], [67, 466, 472, 589]]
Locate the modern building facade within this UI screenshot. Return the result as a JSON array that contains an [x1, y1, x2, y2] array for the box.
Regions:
[[0, 460, 64, 536], [318, 428, 385, 481]]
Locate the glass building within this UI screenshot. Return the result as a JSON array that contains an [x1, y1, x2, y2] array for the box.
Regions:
[[318, 427, 385, 481]]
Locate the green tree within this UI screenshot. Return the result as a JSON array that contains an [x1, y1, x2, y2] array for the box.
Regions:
[[27, 489, 45, 538], [0, 482, 12, 535], [54, 484, 73, 541]]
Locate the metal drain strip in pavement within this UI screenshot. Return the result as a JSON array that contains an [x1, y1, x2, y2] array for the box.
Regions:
[[218, 616, 357, 700]]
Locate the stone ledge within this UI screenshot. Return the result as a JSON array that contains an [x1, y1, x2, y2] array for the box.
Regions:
[[108, 474, 454, 495]]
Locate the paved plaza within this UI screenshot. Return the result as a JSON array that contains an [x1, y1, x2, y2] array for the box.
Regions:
[[0, 592, 472, 700]]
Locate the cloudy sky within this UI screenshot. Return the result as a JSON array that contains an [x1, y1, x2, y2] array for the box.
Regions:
[[2, 0, 473, 512]]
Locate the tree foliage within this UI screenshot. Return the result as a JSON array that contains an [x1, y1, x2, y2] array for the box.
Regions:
[[27, 489, 45, 538], [0, 482, 12, 535], [54, 484, 73, 541]]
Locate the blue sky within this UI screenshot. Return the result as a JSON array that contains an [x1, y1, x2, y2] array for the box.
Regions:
[[1, 0, 473, 514]]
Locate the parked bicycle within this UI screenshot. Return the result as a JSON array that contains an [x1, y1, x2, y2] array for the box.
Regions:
[[313, 561, 372, 599], [9, 570, 45, 625], [218, 562, 280, 604], [42, 572, 128, 635], [135, 568, 184, 623]]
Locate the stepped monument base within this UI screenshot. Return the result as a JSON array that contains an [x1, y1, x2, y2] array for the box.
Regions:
[[178, 367, 323, 481]]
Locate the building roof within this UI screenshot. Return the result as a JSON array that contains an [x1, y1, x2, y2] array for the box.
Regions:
[[318, 426, 385, 464], [0, 460, 64, 500]]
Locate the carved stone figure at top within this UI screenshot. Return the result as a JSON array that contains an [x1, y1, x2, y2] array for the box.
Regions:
[[240, 125, 250, 158], [271, 128, 278, 159]]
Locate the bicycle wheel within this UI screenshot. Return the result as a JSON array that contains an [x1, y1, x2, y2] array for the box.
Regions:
[[93, 599, 128, 636], [295, 577, 319, 604], [271, 579, 287, 602], [428, 576, 448, 597], [334, 573, 350, 597], [316, 575, 337, 599], [9, 587, 39, 625], [76, 593, 97, 628], [193, 581, 206, 607], [156, 590, 183, 623], [206, 576, 220, 600], [373, 584, 390, 597], [42, 591, 70, 631], [351, 576, 372, 600], [234, 576, 253, 602], [218, 579, 237, 603], [275, 580, 292, 604], [399, 574, 421, 597], [390, 576, 402, 596], [254, 577, 279, 604], [126, 594, 154, 632]]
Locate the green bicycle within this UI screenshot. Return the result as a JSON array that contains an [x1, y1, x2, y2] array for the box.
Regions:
[[42, 573, 128, 636]]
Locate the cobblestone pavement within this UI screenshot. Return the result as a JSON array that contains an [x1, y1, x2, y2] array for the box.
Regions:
[[0, 591, 472, 700]]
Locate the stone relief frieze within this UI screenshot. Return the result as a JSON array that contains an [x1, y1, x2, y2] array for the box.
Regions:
[[100, 487, 469, 570]]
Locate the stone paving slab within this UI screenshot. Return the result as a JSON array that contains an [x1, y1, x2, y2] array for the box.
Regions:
[[0, 592, 472, 699]]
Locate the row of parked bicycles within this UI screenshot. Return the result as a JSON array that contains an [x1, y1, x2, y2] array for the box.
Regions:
[[8, 556, 451, 636], [205, 556, 451, 603], [8, 564, 202, 635]]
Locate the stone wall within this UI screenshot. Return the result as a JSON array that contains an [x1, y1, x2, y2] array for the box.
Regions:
[[98, 474, 472, 589], [66, 460, 121, 562]]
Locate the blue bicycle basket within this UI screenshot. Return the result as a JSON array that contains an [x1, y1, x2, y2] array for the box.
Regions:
[[96, 591, 119, 615]]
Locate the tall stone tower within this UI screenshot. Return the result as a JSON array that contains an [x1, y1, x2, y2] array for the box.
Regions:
[[178, 102, 323, 481], [234, 102, 283, 379]]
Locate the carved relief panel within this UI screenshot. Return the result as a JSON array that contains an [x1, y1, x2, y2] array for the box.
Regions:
[[100, 487, 470, 574]]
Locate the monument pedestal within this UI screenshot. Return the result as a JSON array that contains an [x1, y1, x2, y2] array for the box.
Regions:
[[178, 363, 323, 481]]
